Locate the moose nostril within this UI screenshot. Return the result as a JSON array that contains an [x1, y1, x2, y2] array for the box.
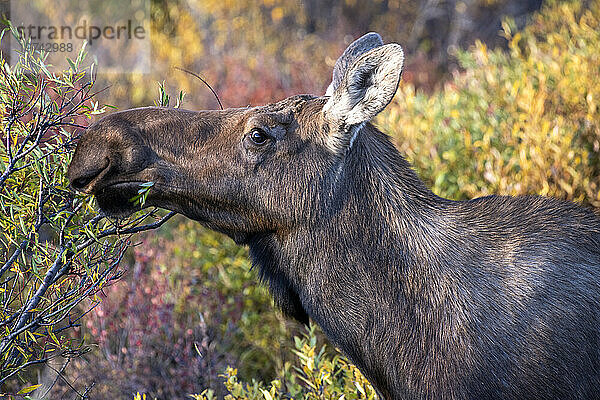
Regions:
[[70, 159, 110, 191], [71, 175, 95, 190]]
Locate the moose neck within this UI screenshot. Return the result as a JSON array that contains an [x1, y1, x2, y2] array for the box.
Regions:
[[247, 123, 452, 395]]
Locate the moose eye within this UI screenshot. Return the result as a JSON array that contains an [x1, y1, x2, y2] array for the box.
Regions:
[[249, 128, 270, 146]]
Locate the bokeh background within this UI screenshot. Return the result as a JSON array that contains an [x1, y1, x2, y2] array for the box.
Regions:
[[2, 0, 600, 398]]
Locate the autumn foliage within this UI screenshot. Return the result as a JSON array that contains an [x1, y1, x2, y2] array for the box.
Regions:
[[2, 0, 600, 398]]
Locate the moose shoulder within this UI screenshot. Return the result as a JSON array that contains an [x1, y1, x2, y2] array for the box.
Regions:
[[67, 33, 600, 399]]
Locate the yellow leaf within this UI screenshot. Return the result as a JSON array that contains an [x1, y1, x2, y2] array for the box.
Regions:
[[260, 388, 273, 400], [271, 7, 284, 22], [27, 330, 38, 343], [17, 384, 41, 394], [49, 330, 59, 345], [355, 380, 366, 396]]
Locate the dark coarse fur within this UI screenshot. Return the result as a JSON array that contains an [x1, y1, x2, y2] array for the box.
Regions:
[[246, 116, 600, 399], [67, 34, 600, 399]]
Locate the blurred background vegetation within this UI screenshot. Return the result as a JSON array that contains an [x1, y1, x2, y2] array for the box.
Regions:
[[1, 0, 599, 398]]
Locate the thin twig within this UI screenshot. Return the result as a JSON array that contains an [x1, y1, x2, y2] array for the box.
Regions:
[[0, 248, 68, 354], [75, 211, 177, 252], [43, 356, 88, 399], [0, 356, 51, 385], [174, 66, 224, 110], [38, 356, 72, 399], [0, 237, 31, 279]]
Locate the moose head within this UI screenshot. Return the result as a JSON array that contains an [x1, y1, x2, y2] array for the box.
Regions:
[[68, 33, 600, 399], [67, 33, 403, 243]]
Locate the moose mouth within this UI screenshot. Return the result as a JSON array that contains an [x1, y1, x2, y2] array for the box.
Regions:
[[94, 181, 148, 217]]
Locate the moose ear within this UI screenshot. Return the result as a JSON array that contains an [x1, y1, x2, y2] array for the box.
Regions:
[[325, 32, 384, 96], [322, 43, 404, 150]]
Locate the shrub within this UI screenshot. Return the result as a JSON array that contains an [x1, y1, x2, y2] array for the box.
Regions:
[[192, 325, 377, 400], [65, 217, 300, 398], [381, 0, 600, 207], [0, 26, 174, 395]]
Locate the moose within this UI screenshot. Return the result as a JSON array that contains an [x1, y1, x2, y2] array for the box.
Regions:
[[68, 33, 600, 399]]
